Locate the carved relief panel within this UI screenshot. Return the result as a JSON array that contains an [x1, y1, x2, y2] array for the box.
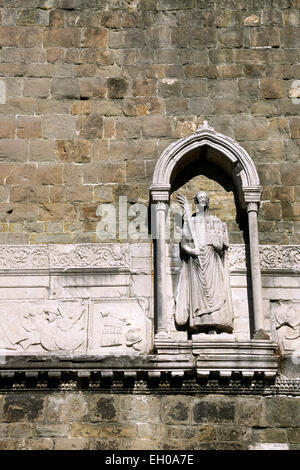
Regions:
[[271, 300, 300, 354], [0, 300, 86, 354], [88, 298, 151, 355]]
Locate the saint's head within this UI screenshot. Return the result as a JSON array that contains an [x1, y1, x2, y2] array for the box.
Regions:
[[194, 191, 210, 209]]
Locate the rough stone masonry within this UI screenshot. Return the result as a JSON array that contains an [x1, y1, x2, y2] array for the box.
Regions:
[[0, 0, 300, 451], [0, 0, 299, 244]]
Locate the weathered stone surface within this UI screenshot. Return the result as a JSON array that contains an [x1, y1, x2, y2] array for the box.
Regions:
[[192, 398, 236, 424], [161, 397, 191, 424], [3, 395, 44, 422], [89, 396, 118, 423], [107, 78, 128, 99], [260, 79, 286, 99], [56, 140, 91, 163]]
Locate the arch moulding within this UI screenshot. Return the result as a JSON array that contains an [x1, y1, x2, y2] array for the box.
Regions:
[[150, 121, 267, 341]]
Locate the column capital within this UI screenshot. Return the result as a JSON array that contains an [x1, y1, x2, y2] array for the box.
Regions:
[[149, 185, 170, 203], [247, 201, 259, 213]]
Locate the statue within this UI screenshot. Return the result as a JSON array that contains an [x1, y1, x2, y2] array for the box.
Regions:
[[175, 191, 233, 334]]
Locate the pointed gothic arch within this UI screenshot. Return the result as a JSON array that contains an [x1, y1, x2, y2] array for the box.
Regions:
[[150, 122, 267, 341]]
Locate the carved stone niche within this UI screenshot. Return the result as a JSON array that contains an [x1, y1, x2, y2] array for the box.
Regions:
[[150, 121, 279, 379]]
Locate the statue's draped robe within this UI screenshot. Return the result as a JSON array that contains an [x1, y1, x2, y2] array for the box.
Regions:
[[175, 213, 233, 332]]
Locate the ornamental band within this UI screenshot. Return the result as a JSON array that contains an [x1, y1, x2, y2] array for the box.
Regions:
[[175, 191, 233, 334]]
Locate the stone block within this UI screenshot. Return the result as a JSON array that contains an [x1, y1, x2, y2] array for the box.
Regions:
[[158, 78, 181, 98], [23, 78, 50, 98], [63, 164, 83, 185], [265, 397, 300, 427], [189, 28, 217, 48], [56, 140, 91, 163], [0, 26, 18, 46], [43, 27, 79, 47], [51, 78, 80, 99], [10, 186, 49, 203], [88, 395, 119, 423], [3, 394, 45, 422], [17, 116, 42, 139], [184, 65, 218, 79], [84, 162, 126, 184], [81, 27, 107, 48], [29, 139, 56, 162], [0, 116, 15, 138], [251, 140, 285, 162], [45, 394, 88, 423], [281, 163, 300, 185], [115, 118, 141, 139], [235, 118, 268, 141], [290, 118, 300, 139], [125, 30, 146, 48], [109, 140, 137, 161], [157, 0, 192, 9], [218, 29, 244, 48], [182, 79, 207, 97], [192, 398, 236, 424], [214, 98, 248, 114], [257, 164, 281, 186], [253, 429, 287, 443], [53, 438, 89, 450], [132, 78, 156, 97], [35, 424, 70, 438], [250, 27, 280, 47], [0, 139, 28, 162], [91, 100, 122, 116], [119, 396, 161, 423], [37, 163, 63, 185], [106, 77, 128, 99], [282, 202, 300, 220], [161, 397, 192, 425], [263, 202, 282, 220], [39, 203, 76, 222], [77, 115, 103, 139], [271, 186, 294, 202], [260, 79, 286, 99], [71, 101, 91, 116], [142, 116, 172, 137], [42, 115, 76, 139], [287, 428, 300, 443], [280, 26, 300, 47]]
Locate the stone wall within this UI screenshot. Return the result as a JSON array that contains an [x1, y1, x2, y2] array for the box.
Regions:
[[0, 0, 299, 244], [0, 392, 299, 450]]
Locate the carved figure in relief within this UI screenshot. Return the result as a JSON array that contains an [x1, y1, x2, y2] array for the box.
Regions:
[[175, 191, 233, 333], [0, 306, 84, 352], [100, 312, 142, 351], [272, 301, 300, 352]]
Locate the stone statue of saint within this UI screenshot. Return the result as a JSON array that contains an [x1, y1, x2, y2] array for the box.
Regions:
[[175, 191, 233, 334]]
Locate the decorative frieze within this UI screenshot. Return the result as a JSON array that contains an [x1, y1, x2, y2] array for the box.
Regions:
[[49, 244, 129, 270], [0, 244, 130, 271], [228, 245, 300, 272], [0, 244, 299, 273]]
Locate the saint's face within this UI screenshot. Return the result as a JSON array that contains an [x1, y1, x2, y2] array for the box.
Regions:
[[195, 192, 209, 207]]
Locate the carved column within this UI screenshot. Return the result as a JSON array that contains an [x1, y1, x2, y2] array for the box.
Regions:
[[247, 201, 267, 338], [154, 200, 168, 337]]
